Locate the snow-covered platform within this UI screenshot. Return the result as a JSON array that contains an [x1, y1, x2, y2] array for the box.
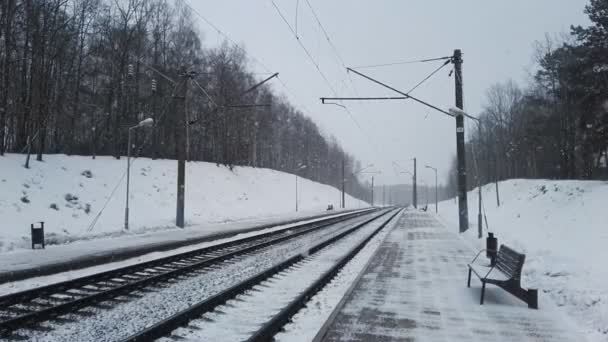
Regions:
[[315, 210, 584, 341]]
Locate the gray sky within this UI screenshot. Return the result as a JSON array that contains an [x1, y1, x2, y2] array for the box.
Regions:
[[190, 0, 589, 186]]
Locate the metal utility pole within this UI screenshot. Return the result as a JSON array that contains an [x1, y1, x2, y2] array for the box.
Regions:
[[341, 159, 345, 208], [426, 165, 438, 213], [496, 178, 501, 207], [295, 164, 307, 212], [174, 71, 189, 228], [295, 174, 299, 212], [434, 172, 438, 213], [413, 158, 417, 208], [453, 49, 469, 232], [371, 176, 374, 206], [477, 122, 483, 238], [382, 184, 386, 207]]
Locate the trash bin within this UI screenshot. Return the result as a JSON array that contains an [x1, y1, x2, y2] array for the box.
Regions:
[[486, 232, 497, 265], [31, 221, 45, 249]]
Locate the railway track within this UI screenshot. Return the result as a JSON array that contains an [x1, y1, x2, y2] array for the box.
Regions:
[[0, 208, 378, 338], [122, 208, 402, 342]]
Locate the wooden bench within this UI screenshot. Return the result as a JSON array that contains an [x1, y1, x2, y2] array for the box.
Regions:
[[467, 244, 538, 309]]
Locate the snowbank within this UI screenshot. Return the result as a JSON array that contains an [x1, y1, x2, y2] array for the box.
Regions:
[[0, 154, 365, 253], [439, 179, 608, 341]]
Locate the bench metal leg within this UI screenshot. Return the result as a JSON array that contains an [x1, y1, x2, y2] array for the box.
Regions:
[[467, 268, 472, 288], [528, 289, 538, 309], [480, 282, 486, 305]]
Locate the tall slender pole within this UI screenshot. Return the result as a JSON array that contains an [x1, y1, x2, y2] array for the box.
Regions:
[[175, 72, 188, 228], [295, 174, 298, 212], [371, 176, 374, 206], [413, 158, 417, 208], [434, 170, 438, 213], [341, 159, 345, 208], [426, 165, 438, 213], [496, 178, 500, 207], [454, 49, 469, 232], [477, 122, 483, 238], [383, 184, 385, 207], [125, 129, 132, 230]]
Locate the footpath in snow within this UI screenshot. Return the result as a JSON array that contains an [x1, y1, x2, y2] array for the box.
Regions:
[[0, 153, 365, 254], [439, 179, 608, 341], [316, 210, 584, 342]]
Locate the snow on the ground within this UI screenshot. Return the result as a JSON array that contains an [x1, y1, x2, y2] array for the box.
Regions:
[[0, 210, 365, 295], [15, 213, 378, 342], [161, 210, 398, 342], [439, 179, 608, 341], [0, 153, 365, 253], [275, 210, 402, 342], [321, 210, 583, 341]]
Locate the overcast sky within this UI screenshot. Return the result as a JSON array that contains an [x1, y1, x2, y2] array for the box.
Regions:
[[190, 0, 589, 187]]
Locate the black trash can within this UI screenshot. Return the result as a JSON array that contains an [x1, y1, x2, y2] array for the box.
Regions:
[[31, 221, 45, 249], [486, 232, 497, 266]]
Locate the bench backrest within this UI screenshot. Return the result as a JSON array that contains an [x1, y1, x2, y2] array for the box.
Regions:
[[495, 245, 525, 281]]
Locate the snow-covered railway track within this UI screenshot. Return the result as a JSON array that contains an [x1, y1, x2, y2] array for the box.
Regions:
[[122, 208, 402, 342], [0, 209, 377, 338]]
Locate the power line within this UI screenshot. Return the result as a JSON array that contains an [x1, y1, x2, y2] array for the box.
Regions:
[[181, 0, 327, 130], [271, 0, 298, 37], [181, 0, 273, 74], [304, 0, 347, 68], [298, 1, 388, 158], [350, 56, 452, 70], [184, 0, 379, 165], [270, 0, 382, 156], [270, 0, 338, 95]]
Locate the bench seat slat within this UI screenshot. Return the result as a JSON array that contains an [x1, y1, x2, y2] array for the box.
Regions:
[[468, 262, 510, 282]]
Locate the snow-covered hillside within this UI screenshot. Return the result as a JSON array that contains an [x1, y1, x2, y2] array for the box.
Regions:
[[439, 179, 608, 341], [0, 154, 365, 253]]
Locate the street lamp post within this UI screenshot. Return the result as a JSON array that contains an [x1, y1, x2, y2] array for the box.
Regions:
[[426, 165, 438, 213], [124, 118, 154, 230], [295, 164, 307, 212]]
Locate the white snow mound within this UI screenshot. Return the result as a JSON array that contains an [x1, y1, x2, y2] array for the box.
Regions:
[[440, 179, 608, 341], [0, 154, 364, 253]]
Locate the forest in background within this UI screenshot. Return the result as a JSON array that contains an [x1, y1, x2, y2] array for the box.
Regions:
[[448, 0, 608, 194], [0, 0, 370, 200]]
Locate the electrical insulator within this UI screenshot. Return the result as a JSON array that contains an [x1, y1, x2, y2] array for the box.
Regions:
[[151, 79, 157, 92], [128, 64, 134, 77]]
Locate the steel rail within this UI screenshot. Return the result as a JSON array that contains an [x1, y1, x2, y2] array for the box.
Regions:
[[120, 208, 399, 342], [0, 209, 377, 335], [247, 208, 402, 341]]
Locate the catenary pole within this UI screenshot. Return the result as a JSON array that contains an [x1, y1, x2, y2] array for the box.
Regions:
[[175, 71, 188, 228], [453, 49, 469, 232], [341, 159, 345, 208], [413, 158, 417, 209], [371, 176, 374, 206]]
